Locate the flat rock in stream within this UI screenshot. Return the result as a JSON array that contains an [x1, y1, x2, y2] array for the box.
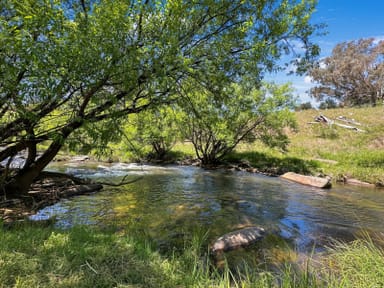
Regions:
[[342, 177, 376, 188], [280, 172, 332, 189], [211, 226, 265, 255]]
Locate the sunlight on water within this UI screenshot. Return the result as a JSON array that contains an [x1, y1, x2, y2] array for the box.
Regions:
[[31, 163, 384, 253]]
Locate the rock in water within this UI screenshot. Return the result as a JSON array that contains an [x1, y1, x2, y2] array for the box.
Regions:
[[280, 172, 332, 189], [211, 226, 265, 254]]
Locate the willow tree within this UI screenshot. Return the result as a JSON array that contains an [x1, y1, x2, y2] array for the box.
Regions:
[[116, 106, 184, 161], [181, 83, 297, 165], [0, 0, 320, 197]]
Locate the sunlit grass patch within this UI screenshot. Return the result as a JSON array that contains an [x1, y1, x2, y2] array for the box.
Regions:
[[317, 235, 384, 288], [2, 222, 384, 287], [280, 106, 384, 184]]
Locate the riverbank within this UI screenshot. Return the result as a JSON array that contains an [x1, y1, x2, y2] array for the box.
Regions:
[[1, 222, 384, 287], [97, 106, 383, 188], [173, 106, 384, 188], [1, 155, 384, 287], [287, 106, 384, 187], [0, 169, 103, 223]]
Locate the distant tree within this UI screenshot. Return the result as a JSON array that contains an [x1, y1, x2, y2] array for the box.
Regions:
[[181, 83, 297, 165], [0, 0, 320, 197], [296, 102, 313, 111], [318, 98, 338, 110], [309, 38, 384, 106]]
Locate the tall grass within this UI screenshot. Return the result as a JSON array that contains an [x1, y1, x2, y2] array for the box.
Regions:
[[1, 221, 384, 287], [317, 233, 384, 288]]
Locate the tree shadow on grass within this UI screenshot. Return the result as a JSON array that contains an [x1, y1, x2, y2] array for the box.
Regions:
[[0, 224, 187, 288], [225, 151, 320, 175]]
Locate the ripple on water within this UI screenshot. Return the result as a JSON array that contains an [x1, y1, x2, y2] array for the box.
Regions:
[[32, 165, 384, 254]]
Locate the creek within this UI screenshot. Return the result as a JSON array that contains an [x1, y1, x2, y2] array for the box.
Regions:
[[31, 162, 384, 255]]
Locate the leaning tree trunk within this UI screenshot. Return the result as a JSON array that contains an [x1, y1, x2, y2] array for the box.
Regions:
[[3, 139, 65, 198], [2, 117, 85, 198]]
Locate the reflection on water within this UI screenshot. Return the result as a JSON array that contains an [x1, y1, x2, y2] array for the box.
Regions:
[[31, 163, 384, 253]]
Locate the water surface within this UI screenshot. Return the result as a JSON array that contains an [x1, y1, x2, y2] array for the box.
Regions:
[[31, 162, 384, 253]]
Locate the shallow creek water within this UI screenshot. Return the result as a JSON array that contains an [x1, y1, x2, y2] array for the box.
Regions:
[[31, 162, 384, 254]]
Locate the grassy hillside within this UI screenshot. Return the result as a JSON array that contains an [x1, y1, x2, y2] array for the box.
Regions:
[[141, 106, 383, 186], [229, 106, 384, 186], [289, 106, 384, 185]]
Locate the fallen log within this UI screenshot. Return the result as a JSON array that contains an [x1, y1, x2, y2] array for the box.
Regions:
[[333, 122, 365, 132], [314, 114, 365, 132], [210, 226, 265, 255], [336, 116, 362, 126], [280, 172, 332, 189]]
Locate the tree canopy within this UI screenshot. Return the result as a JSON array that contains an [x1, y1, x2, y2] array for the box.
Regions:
[[181, 82, 297, 165], [309, 38, 384, 106], [1, 0, 320, 197]]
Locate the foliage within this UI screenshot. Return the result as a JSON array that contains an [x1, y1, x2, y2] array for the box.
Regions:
[[296, 101, 313, 111], [181, 82, 297, 165], [309, 38, 384, 106], [318, 98, 338, 109], [120, 105, 184, 161], [0, 0, 321, 196]]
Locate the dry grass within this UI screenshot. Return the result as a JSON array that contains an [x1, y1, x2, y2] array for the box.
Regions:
[[286, 106, 384, 185], [229, 106, 384, 185]]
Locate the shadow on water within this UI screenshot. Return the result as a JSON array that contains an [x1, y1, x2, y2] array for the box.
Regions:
[[31, 162, 384, 267]]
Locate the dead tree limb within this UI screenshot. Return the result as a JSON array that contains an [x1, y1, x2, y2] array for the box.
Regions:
[[314, 114, 365, 132], [336, 116, 362, 126]]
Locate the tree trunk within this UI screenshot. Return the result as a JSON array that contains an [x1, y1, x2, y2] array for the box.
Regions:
[[3, 140, 64, 198]]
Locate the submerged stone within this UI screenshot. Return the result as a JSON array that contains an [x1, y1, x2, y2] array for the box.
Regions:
[[211, 226, 265, 255]]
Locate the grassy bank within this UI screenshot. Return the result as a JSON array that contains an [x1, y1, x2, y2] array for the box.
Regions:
[[61, 106, 383, 186], [1, 222, 384, 287], [288, 106, 384, 185], [224, 106, 384, 186]]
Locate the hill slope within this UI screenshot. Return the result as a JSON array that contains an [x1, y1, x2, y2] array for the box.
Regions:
[[288, 106, 384, 185]]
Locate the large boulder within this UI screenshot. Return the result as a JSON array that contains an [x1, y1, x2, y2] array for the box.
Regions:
[[211, 226, 265, 255]]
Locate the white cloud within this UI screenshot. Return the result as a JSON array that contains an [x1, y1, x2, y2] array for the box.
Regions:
[[304, 75, 313, 84], [372, 35, 384, 44]]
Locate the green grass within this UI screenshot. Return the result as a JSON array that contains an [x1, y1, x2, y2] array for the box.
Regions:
[[1, 222, 384, 287], [316, 233, 384, 288], [286, 106, 384, 185], [221, 106, 384, 185], [0, 222, 274, 288]]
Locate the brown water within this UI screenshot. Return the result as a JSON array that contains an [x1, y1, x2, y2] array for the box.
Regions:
[[31, 163, 384, 253]]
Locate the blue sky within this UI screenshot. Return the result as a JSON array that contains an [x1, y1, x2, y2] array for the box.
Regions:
[[266, 0, 384, 105]]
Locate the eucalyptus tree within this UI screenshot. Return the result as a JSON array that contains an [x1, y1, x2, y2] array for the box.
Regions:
[[181, 83, 297, 165], [0, 0, 320, 197], [309, 38, 384, 106]]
